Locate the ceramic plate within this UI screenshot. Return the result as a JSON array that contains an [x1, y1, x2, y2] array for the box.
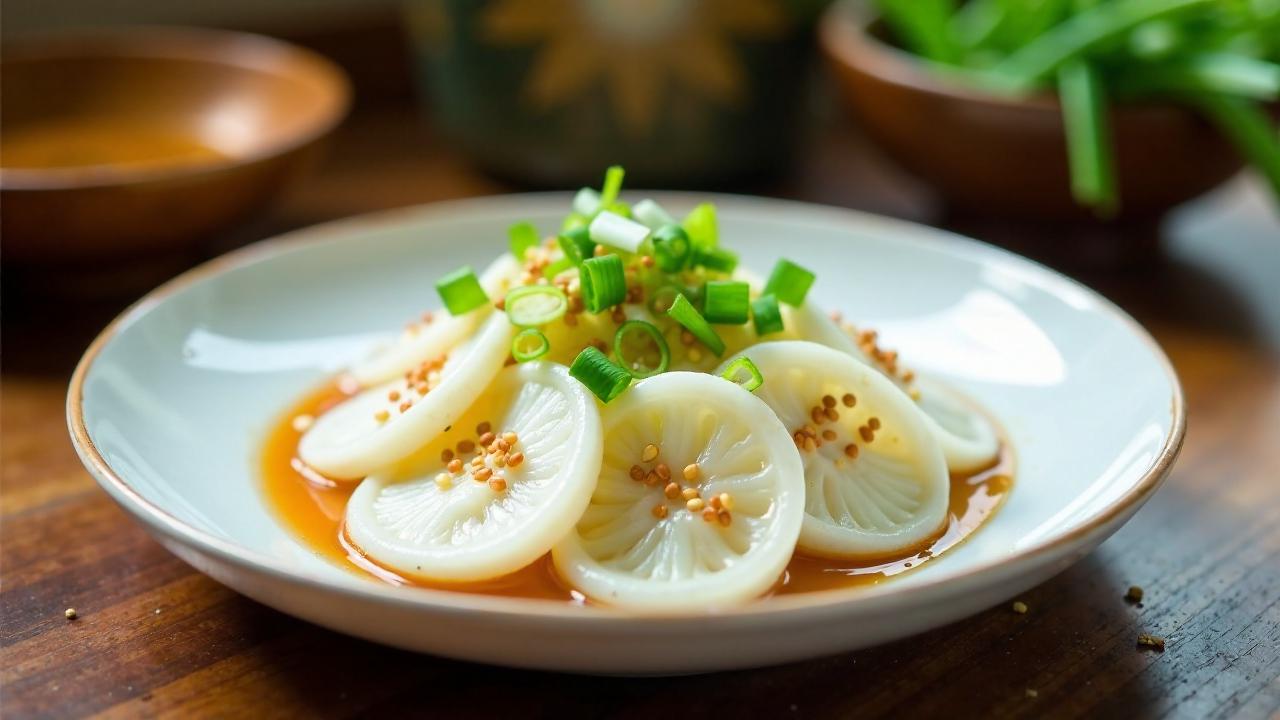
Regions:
[[69, 194, 1183, 674]]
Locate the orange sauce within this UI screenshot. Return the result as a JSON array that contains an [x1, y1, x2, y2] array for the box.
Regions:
[[1, 119, 225, 170], [261, 383, 1013, 602]]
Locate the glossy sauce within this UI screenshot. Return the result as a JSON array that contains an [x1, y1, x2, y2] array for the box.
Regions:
[[262, 383, 1014, 602], [1, 120, 225, 170]]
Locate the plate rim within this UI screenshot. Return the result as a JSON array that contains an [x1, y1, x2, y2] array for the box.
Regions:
[[66, 192, 1186, 621]]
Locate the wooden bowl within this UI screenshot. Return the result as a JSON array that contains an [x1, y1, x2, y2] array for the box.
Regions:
[[818, 0, 1242, 221], [1, 27, 350, 263]]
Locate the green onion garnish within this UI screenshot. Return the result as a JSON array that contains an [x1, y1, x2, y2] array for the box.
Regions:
[[543, 256, 575, 279], [682, 202, 718, 249], [561, 212, 589, 232], [504, 285, 568, 327], [435, 266, 489, 315], [569, 346, 632, 403], [632, 199, 676, 230], [512, 328, 549, 362], [720, 356, 763, 392], [613, 320, 670, 378], [702, 281, 750, 324], [648, 284, 682, 315], [508, 221, 539, 261], [651, 224, 692, 272], [557, 226, 595, 266], [600, 165, 625, 206], [751, 293, 784, 336], [589, 210, 650, 253], [579, 254, 627, 312], [573, 187, 601, 216], [666, 293, 725, 356], [764, 259, 815, 306], [1058, 60, 1116, 213], [693, 246, 739, 273]]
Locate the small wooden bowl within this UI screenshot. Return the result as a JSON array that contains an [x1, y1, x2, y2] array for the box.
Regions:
[[1, 27, 350, 263], [818, 0, 1242, 221]]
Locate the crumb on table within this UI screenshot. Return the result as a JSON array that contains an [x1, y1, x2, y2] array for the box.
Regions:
[[1125, 585, 1144, 603], [1012, 601, 1028, 615], [1137, 633, 1165, 651], [64, 608, 77, 620]]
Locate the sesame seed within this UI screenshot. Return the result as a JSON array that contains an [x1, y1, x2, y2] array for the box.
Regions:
[[415, 383, 429, 396], [488, 477, 508, 492], [441, 448, 454, 463], [822, 430, 837, 441], [686, 498, 705, 512], [659, 482, 679, 499], [651, 504, 668, 519], [388, 390, 401, 402], [1125, 586, 1144, 603], [1012, 601, 1028, 614], [655, 463, 671, 481], [479, 431, 496, 447], [64, 608, 77, 620], [503, 432, 518, 446], [507, 452, 525, 468], [641, 444, 660, 462], [458, 440, 475, 454], [824, 407, 839, 421], [374, 410, 390, 423], [487, 441, 502, 454], [811, 407, 825, 425], [843, 443, 859, 458], [868, 417, 881, 430], [399, 401, 413, 413], [822, 395, 836, 408], [477, 421, 492, 436], [447, 458, 463, 474], [859, 426, 875, 442], [683, 463, 700, 481], [719, 493, 734, 511], [842, 393, 856, 407], [803, 437, 817, 452], [701, 507, 717, 522], [687, 348, 703, 362], [645, 471, 661, 486], [680, 331, 695, 346], [629, 465, 646, 482], [709, 495, 722, 510], [474, 467, 493, 482], [493, 454, 507, 467], [434, 473, 452, 490], [717, 510, 732, 526], [640, 255, 655, 268], [681, 487, 700, 500], [802, 424, 817, 437]]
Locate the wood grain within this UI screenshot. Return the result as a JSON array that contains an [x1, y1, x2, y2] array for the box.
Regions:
[[2, 106, 1277, 719]]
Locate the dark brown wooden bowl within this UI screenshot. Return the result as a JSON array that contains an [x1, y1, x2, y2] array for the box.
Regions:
[[818, 0, 1243, 221], [1, 27, 350, 263]]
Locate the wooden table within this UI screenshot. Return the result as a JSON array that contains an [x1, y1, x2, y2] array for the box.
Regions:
[[3, 107, 1278, 719]]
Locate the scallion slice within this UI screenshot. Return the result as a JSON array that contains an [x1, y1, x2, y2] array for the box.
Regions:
[[600, 165, 625, 206], [512, 328, 549, 362], [558, 226, 596, 266], [651, 224, 692, 272], [764, 259, 815, 306], [504, 285, 568, 327], [573, 187, 601, 216], [632, 199, 677, 230], [579, 254, 627, 312], [751, 293, 784, 336], [613, 320, 670, 378], [703, 281, 749, 324], [720, 356, 764, 392], [543, 256, 575, 280], [562, 212, 589, 232], [694, 246, 739, 273], [435, 266, 489, 315], [569, 346, 631, 403], [589, 210, 650, 253], [666, 293, 725, 356], [508, 221, 539, 261], [682, 202, 718, 249]]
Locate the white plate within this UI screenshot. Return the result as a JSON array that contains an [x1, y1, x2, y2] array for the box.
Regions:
[[68, 194, 1183, 674]]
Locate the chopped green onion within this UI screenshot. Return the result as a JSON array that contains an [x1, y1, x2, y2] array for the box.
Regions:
[[573, 187, 601, 216], [666, 293, 725, 356], [504, 285, 568, 327], [632, 199, 677, 230], [1058, 60, 1117, 214], [512, 328, 549, 362], [600, 165, 625, 206], [693, 246, 739, 273], [651, 224, 692, 272], [543, 256, 575, 279], [558, 226, 595, 266], [569, 346, 631, 403], [763, 259, 815, 306], [508, 221, 539, 261], [613, 320, 670, 378], [751, 293, 784, 336], [720, 357, 763, 392], [589, 210, 650, 253], [435, 266, 489, 315], [579, 254, 627, 312], [561, 212, 589, 232], [648, 284, 682, 315], [682, 202, 718, 249], [703, 281, 750, 324], [1196, 93, 1280, 200], [604, 200, 632, 218]]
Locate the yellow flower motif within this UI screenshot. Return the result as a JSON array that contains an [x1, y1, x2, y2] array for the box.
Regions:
[[482, 0, 786, 137]]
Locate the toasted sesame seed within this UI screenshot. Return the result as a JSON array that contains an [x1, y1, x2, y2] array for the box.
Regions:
[[415, 383, 429, 396], [902, 370, 915, 383], [1125, 586, 1144, 603], [477, 421, 492, 436], [441, 448, 454, 463], [487, 441, 502, 454], [488, 477, 508, 492], [717, 510, 732, 527], [824, 407, 839, 421], [507, 452, 524, 468], [719, 493, 734, 511], [388, 390, 401, 402], [611, 308, 626, 324], [682, 487, 700, 500], [640, 255, 655, 268], [822, 429, 837, 441], [859, 426, 875, 442], [842, 393, 856, 407], [399, 401, 413, 413], [683, 463, 700, 481], [470, 455, 484, 468], [457, 440, 475, 454], [630, 465, 646, 482], [564, 313, 578, 327], [664, 482, 681, 499], [651, 504, 668, 519], [802, 424, 817, 437], [434, 473, 452, 490], [655, 463, 671, 481], [64, 608, 77, 620], [687, 348, 703, 362], [291, 414, 314, 432], [641, 444, 660, 462], [503, 431, 518, 446], [474, 467, 493, 482], [709, 494, 722, 510], [479, 431, 496, 447], [680, 331, 695, 346], [822, 394, 836, 408], [447, 458, 463, 473], [803, 437, 817, 452], [843, 444, 859, 459], [868, 417, 881, 430], [701, 507, 718, 522], [493, 454, 507, 468], [686, 498, 705, 512], [1012, 601, 1028, 614], [374, 409, 390, 423], [909, 388, 922, 401]]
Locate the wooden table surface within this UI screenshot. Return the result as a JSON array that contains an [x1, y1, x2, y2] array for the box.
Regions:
[[3, 106, 1278, 719]]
